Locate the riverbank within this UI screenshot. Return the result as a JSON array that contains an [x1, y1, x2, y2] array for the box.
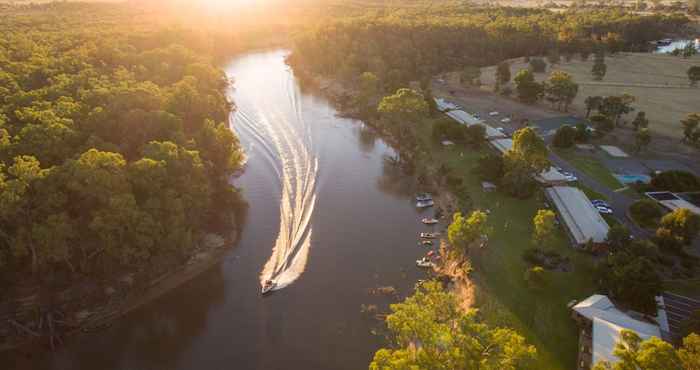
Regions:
[[1, 228, 240, 354], [290, 66, 599, 370]]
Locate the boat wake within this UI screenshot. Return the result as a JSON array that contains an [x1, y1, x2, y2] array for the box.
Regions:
[[231, 60, 317, 293]]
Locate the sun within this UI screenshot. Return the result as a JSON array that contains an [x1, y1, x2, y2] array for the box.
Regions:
[[200, 0, 261, 12]]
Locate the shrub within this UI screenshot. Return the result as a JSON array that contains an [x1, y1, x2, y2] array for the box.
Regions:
[[464, 124, 486, 146], [529, 58, 547, 73], [650, 170, 700, 192], [475, 153, 504, 182], [552, 125, 577, 148], [630, 199, 663, 228], [589, 113, 614, 132], [524, 266, 547, 288]]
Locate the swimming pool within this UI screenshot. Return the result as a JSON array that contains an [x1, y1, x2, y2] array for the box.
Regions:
[[614, 174, 651, 184]]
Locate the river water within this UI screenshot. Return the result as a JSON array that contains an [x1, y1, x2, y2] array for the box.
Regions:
[[18, 49, 435, 370]]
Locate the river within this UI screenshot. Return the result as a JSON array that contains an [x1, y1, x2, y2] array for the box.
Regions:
[[17, 49, 435, 370]]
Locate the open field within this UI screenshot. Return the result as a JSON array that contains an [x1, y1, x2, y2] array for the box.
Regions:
[[480, 52, 700, 140], [413, 119, 597, 370]]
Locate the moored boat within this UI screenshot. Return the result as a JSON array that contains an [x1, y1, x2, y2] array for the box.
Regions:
[[415, 193, 433, 202], [420, 240, 433, 246], [420, 232, 440, 239], [416, 257, 435, 268], [416, 200, 434, 208], [421, 218, 439, 225]]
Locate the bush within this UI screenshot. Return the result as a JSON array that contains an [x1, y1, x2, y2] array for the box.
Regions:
[[650, 170, 700, 192], [464, 124, 486, 146], [529, 58, 547, 73], [524, 266, 547, 288], [475, 153, 504, 182], [552, 125, 577, 148], [589, 113, 614, 132], [522, 248, 544, 265], [630, 199, 663, 228]]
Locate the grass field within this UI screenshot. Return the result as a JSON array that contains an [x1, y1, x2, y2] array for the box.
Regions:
[[481, 52, 700, 139], [555, 149, 624, 190], [414, 119, 597, 370]]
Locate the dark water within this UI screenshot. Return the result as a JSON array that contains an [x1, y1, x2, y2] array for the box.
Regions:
[[13, 49, 435, 370]]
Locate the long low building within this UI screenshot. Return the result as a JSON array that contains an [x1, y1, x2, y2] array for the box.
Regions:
[[645, 191, 700, 216], [572, 295, 662, 369], [435, 98, 506, 139], [490, 138, 570, 185], [545, 186, 610, 245]]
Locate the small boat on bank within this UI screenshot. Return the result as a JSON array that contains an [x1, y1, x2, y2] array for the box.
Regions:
[[416, 193, 433, 202], [420, 232, 440, 239], [421, 218, 439, 225], [416, 257, 435, 268], [421, 240, 433, 246], [261, 280, 276, 295], [416, 200, 434, 208]]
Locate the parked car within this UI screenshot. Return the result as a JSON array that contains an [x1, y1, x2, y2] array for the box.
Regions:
[[591, 200, 611, 207], [500, 117, 511, 123], [489, 111, 499, 116], [595, 205, 614, 214], [561, 171, 578, 182]]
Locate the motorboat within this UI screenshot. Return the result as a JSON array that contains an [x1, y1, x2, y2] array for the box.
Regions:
[[421, 240, 433, 246], [416, 193, 433, 202], [416, 200, 434, 208], [422, 218, 439, 225], [416, 257, 435, 268], [261, 280, 276, 295], [420, 232, 440, 239]]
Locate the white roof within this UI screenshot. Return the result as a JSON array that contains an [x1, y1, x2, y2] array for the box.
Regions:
[[490, 138, 513, 154], [434, 98, 458, 111], [573, 294, 662, 366], [592, 317, 659, 365], [659, 199, 700, 216], [545, 186, 610, 244], [600, 145, 629, 158], [445, 110, 505, 139], [535, 166, 569, 184]]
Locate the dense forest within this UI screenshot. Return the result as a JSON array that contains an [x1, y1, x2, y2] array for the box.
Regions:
[[0, 3, 244, 289], [290, 5, 689, 89]]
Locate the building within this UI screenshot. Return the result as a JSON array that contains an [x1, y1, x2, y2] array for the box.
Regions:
[[645, 191, 700, 216], [572, 295, 662, 369], [435, 98, 506, 140], [544, 186, 610, 245]]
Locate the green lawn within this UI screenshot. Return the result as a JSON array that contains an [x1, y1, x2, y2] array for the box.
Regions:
[[414, 119, 597, 370], [556, 149, 623, 191]]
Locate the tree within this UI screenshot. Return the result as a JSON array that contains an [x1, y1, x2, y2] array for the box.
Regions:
[[514, 69, 543, 104], [590, 113, 614, 132], [507, 127, 549, 172], [606, 225, 632, 249], [599, 94, 636, 127], [378, 88, 429, 124], [544, 71, 579, 111], [423, 87, 439, 117], [532, 209, 556, 247], [630, 199, 663, 228], [651, 170, 700, 192], [659, 208, 700, 246], [357, 71, 380, 116], [447, 210, 490, 254], [495, 61, 511, 88], [529, 58, 547, 73], [475, 153, 505, 182], [552, 125, 577, 148], [461, 65, 481, 86], [592, 330, 683, 370], [592, 56, 607, 81], [635, 128, 651, 153], [464, 124, 486, 146], [687, 66, 700, 87], [370, 281, 536, 370], [501, 160, 538, 199], [631, 111, 649, 131], [584, 96, 603, 118], [597, 250, 661, 313], [681, 113, 700, 145], [524, 266, 547, 289]]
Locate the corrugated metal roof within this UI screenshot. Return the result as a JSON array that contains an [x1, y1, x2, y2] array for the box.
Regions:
[[545, 186, 610, 244]]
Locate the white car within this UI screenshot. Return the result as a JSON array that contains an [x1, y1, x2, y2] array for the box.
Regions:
[[595, 205, 614, 215], [561, 171, 578, 182], [489, 111, 499, 116], [496, 127, 505, 132], [500, 117, 511, 123]]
